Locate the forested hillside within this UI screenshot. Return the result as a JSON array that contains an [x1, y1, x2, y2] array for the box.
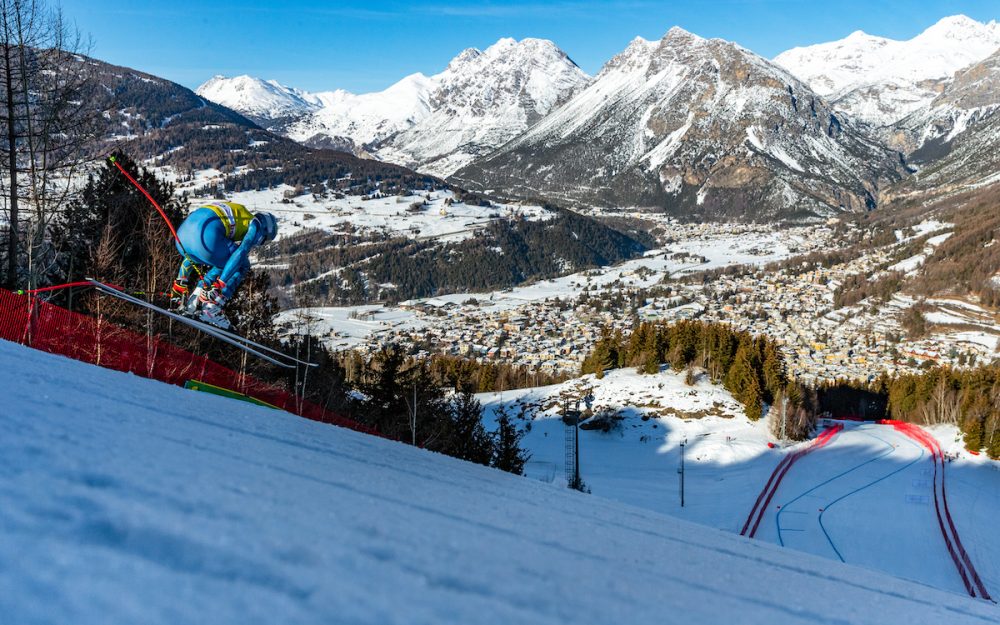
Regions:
[[262, 207, 648, 305]]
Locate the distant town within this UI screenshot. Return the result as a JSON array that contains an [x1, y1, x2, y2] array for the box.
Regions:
[[279, 216, 999, 384]]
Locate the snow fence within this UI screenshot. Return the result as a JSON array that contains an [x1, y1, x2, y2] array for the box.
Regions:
[[0, 288, 377, 436]]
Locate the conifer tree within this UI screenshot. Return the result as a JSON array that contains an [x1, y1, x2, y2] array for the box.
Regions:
[[984, 411, 1000, 459], [492, 408, 529, 475], [357, 348, 410, 437], [724, 344, 753, 399], [762, 343, 787, 403], [960, 394, 989, 451], [446, 392, 494, 466], [52, 152, 183, 304], [743, 374, 764, 421]]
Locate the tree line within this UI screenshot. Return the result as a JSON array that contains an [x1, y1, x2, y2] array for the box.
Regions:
[[337, 348, 529, 473], [578, 316, 1000, 457], [269, 207, 648, 306], [822, 367, 1000, 458], [579, 320, 816, 439]]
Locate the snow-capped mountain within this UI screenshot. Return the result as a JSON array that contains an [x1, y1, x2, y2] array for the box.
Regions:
[[775, 15, 1000, 126], [198, 38, 589, 176], [283, 72, 437, 153], [374, 38, 590, 176], [888, 48, 1000, 197], [196, 74, 321, 124], [455, 27, 906, 221], [195, 73, 435, 152]]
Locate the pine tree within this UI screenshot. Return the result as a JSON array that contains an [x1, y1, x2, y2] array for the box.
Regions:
[[724, 344, 753, 399], [762, 343, 787, 403], [984, 411, 1000, 460], [445, 392, 493, 466], [743, 374, 763, 421], [357, 348, 410, 437], [51, 152, 183, 308], [492, 408, 529, 475], [960, 394, 989, 451]]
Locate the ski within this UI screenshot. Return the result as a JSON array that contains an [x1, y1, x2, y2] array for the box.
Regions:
[[86, 279, 318, 368]]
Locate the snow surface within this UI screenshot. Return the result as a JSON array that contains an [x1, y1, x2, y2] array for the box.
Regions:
[[480, 368, 1000, 597], [753, 421, 996, 595], [196, 75, 322, 121], [285, 73, 437, 148], [2, 340, 999, 624], [159, 181, 553, 244], [887, 230, 954, 274]]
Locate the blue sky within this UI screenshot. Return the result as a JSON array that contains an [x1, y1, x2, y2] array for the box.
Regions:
[[62, 0, 999, 93]]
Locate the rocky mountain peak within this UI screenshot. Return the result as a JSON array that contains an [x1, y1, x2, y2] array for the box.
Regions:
[[454, 26, 905, 221], [377, 36, 591, 176], [446, 47, 483, 72], [937, 47, 1000, 110]]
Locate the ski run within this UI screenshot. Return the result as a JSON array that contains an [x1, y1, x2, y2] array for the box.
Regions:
[[2, 339, 999, 624]]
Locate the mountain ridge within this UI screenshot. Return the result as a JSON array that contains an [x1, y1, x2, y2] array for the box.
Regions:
[[454, 27, 906, 220], [198, 37, 590, 176]]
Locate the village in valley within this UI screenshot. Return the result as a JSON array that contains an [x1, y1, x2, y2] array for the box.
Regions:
[[274, 205, 1000, 384]]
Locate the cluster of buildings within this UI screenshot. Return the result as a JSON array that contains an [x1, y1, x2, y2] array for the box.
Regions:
[[366, 299, 631, 374], [644, 244, 996, 383], [320, 216, 997, 384]]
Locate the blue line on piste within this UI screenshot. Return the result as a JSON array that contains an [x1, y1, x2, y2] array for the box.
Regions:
[[774, 424, 894, 550], [817, 431, 925, 562]]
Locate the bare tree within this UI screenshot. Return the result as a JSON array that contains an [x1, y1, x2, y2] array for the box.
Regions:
[[920, 374, 960, 425], [0, 0, 96, 290]]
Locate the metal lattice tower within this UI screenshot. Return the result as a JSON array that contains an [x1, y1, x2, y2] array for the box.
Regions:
[[564, 421, 577, 484]]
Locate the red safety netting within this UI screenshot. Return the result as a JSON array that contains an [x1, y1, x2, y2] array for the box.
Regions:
[[0, 288, 379, 437]]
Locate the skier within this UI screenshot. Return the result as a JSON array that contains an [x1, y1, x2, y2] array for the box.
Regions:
[[169, 201, 278, 329]]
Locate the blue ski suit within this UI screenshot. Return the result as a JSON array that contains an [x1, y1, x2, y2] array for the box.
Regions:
[[175, 202, 265, 301]]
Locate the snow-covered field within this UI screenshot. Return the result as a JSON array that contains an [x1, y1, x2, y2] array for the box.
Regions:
[[159, 169, 553, 243], [479, 368, 778, 531], [2, 339, 999, 624], [479, 367, 1000, 597], [754, 421, 1000, 595]]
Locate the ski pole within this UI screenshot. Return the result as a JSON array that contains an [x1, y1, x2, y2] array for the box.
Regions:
[[16, 280, 98, 295], [16, 280, 128, 296]]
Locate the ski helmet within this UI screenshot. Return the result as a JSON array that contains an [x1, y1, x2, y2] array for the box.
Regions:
[[255, 212, 278, 243]]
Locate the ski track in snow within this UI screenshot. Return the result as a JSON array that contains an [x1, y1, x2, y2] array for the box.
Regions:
[[755, 423, 985, 596], [481, 369, 1000, 600], [2, 340, 1000, 624]]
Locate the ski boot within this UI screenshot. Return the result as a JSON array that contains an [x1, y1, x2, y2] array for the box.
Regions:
[[197, 300, 231, 330], [195, 280, 231, 330], [184, 285, 205, 315], [170, 280, 193, 313]]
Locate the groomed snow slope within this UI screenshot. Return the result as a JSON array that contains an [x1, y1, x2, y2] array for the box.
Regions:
[[481, 369, 1000, 596], [1, 340, 997, 625], [754, 422, 973, 595]]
